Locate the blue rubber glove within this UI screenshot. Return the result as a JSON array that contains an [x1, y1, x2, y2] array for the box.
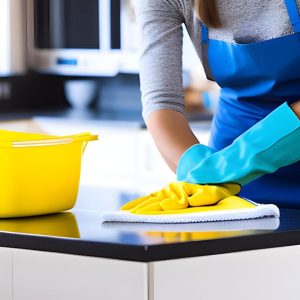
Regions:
[[177, 102, 300, 186]]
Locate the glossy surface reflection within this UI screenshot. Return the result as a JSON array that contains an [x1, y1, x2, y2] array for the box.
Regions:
[[0, 212, 80, 238]]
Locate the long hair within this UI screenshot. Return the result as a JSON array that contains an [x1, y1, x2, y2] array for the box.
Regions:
[[194, 0, 221, 28]]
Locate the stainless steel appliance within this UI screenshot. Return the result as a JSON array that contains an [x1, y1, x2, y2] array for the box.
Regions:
[[27, 0, 139, 76]]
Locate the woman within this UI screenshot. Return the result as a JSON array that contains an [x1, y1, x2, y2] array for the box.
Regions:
[[135, 0, 300, 209]]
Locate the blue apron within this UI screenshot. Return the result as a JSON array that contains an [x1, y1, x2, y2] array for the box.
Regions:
[[201, 0, 300, 208]]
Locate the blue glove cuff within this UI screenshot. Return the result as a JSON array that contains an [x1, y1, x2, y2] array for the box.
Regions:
[[177, 144, 216, 182], [177, 102, 300, 185]]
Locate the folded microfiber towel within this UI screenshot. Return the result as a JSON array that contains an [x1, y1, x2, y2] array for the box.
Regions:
[[102, 198, 279, 224], [101, 216, 280, 231]]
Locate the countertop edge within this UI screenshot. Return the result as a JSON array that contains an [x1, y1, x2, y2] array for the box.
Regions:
[[1, 230, 300, 262]]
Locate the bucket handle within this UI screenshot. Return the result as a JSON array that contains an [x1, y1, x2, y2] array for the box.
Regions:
[[2, 134, 99, 148]]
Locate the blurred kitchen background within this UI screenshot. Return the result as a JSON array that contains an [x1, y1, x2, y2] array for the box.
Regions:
[[0, 0, 219, 198]]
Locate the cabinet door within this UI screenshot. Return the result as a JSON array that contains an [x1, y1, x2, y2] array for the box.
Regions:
[[150, 245, 300, 300], [13, 249, 148, 300], [0, 247, 13, 300]]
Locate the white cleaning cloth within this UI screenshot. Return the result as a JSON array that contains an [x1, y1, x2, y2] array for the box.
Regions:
[[102, 200, 280, 224], [102, 216, 280, 231]]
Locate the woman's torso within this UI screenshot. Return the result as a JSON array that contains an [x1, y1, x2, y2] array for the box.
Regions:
[[202, 0, 300, 207], [137, 0, 300, 119], [137, 0, 300, 206]]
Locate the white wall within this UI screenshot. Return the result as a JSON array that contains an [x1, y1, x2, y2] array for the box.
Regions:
[[0, 0, 26, 75]]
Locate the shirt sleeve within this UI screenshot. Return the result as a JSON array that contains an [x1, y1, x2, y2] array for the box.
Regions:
[[136, 0, 186, 121]]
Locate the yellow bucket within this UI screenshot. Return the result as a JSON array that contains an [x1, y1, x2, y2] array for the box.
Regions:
[[0, 129, 98, 218]]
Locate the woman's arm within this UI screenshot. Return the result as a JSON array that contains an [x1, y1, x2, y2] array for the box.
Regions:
[[136, 1, 198, 171], [147, 102, 300, 173], [136, 1, 200, 172], [147, 110, 199, 172]]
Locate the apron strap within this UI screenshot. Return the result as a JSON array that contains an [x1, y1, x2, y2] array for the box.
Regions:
[[284, 0, 300, 33], [201, 23, 215, 81], [201, 24, 209, 44]]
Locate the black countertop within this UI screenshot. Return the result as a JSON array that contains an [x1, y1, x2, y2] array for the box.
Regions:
[[0, 186, 300, 262]]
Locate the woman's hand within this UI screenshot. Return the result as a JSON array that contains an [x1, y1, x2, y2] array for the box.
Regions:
[[146, 110, 199, 172], [291, 101, 300, 119]]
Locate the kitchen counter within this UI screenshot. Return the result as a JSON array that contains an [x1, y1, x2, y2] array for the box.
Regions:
[[2, 185, 300, 300], [0, 185, 299, 263], [0, 112, 297, 299]]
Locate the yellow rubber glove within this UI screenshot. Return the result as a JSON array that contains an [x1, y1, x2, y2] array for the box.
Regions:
[[120, 182, 241, 214], [135, 196, 256, 215]]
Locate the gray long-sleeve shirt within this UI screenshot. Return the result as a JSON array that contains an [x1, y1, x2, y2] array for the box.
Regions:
[[137, 0, 300, 121]]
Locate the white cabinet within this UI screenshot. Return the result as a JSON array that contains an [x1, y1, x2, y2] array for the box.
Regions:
[[13, 249, 147, 300], [1, 244, 300, 299], [0, 247, 13, 300], [149, 245, 300, 300]]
